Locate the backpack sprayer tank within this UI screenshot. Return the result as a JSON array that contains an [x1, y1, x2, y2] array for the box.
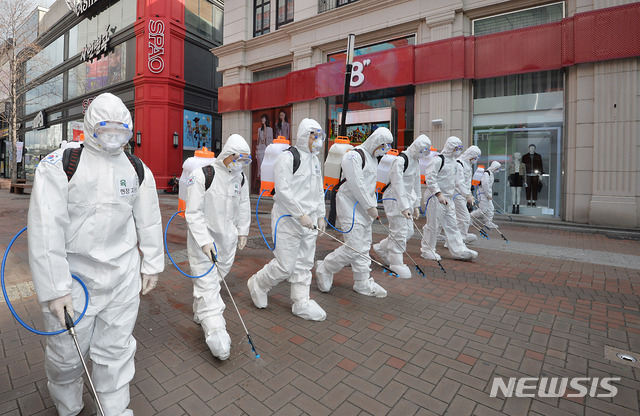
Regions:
[[472, 164, 485, 186], [376, 148, 399, 193], [260, 136, 290, 196], [323, 136, 353, 190], [178, 147, 216, 216]]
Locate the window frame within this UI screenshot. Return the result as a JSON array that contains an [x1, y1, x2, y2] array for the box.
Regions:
[[254, 0, 271, 37], [275, 0, 294, 29], [472, 1, 565, 36], [337, 0, 358, 7]]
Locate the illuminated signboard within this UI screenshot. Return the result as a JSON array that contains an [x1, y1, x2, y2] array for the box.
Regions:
[[148, 20, 165, 74]]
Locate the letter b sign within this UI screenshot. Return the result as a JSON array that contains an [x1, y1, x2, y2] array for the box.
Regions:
[[350, 59, 371, 87]]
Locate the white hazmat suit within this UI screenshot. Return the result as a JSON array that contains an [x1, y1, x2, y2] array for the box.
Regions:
[[315, 127, 394, 296], [247, 119, 327, 321], [471, 161, 501, 229], [28, 92, 164, 416], [373, 134, 432, 279], [185, 134, 251, 360], [420, 136, 478, 261], [454, 146, 481, 243]]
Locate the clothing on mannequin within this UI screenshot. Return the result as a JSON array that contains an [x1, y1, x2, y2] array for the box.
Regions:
[[256, 114, 273, 178], [521, 144, 544, 207], [507, 152, 526, 214]]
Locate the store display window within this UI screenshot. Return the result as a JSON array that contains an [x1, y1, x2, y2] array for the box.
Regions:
[[474, 126, 562, 217]]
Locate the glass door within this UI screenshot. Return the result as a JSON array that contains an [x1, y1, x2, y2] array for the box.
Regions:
[[474, 127, 561, 217]]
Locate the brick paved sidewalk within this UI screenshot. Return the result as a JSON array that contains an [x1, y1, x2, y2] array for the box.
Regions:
[[1, 191, 640, 415]]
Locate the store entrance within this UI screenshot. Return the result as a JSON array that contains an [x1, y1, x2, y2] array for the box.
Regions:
[[474, 126, 561, 218]]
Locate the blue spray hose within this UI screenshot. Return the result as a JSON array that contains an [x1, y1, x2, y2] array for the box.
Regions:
[[165, 211, 260, 357], [1, 226, 89, 336], [323, 186, 357, 234], [420, 195, 434, 216], [165, 212, 260, 357], [374, 190, 397, 204], [164, 211, 216, 278], [256, 189, 292, 251]]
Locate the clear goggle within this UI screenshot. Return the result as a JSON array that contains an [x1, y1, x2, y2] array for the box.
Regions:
[[310, 128, 326, 142], [379, 143, 392, 153], [93, 121, 133, 139], [453, 145, 464, 152], [232, 153, 252, 166], [419, 147, 430, 154]]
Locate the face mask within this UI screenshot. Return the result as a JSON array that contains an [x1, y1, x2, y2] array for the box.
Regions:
[[374, 143, 391, 157], [227, 153, 251, 172], [227, 162, 244, 173], [309, 128, 325, 154], [93, 121, 132, 155], [310, 138, 324, 153]]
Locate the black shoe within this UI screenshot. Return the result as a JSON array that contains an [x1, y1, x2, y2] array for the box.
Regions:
[[512, 205, 516, 214], [532, 202, 536, 207], [516, 205, 520, 214], [527, 202, 531, 207]]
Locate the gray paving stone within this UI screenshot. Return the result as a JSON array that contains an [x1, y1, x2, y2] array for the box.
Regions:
[[2, 194, 640, 415]]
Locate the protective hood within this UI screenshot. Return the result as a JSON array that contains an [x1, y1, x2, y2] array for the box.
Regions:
[[295, 118, 323, 154], [441, 136, 463, 157], [217, 134, 250, 161], [83, 93, 133, 155], [405, 134, 432, 159], [488, 161, 501, 173], [214, 134, 251, 173], [459, 145, 481, 162], [360, 127, 393, 155]]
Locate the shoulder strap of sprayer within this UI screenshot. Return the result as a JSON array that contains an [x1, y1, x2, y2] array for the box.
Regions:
[[287, 146, 301, 174], [202, 164, 245, 191], [438, 154, 445, 173], [380, 151, 409, 195], [63, 146, 145, 185], [62, 146, 82, 181], [125, 152, 145, 185], [203, 165, 215, 190], [400, 152, 409, 173]]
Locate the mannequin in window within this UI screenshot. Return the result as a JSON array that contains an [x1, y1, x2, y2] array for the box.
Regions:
[[256, 114, 273, 178], [275, 109, 290, 141], [521, 144, 544, 207], [507, 152, 526, 214]]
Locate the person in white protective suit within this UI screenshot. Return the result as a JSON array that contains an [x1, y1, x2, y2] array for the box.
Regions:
[[185, 134, 251, 360], [247, 118, 327, 321], [471, 161, 501, 229], [372, 134, 432, 279], [27, 92, 164, 416], [420, 136, 478, 261], [315, 127, 394, 295], [453, 146, 481, 244]]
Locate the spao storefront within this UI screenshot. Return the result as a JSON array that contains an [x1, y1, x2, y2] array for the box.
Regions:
[[9, 0, 222, 188]]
